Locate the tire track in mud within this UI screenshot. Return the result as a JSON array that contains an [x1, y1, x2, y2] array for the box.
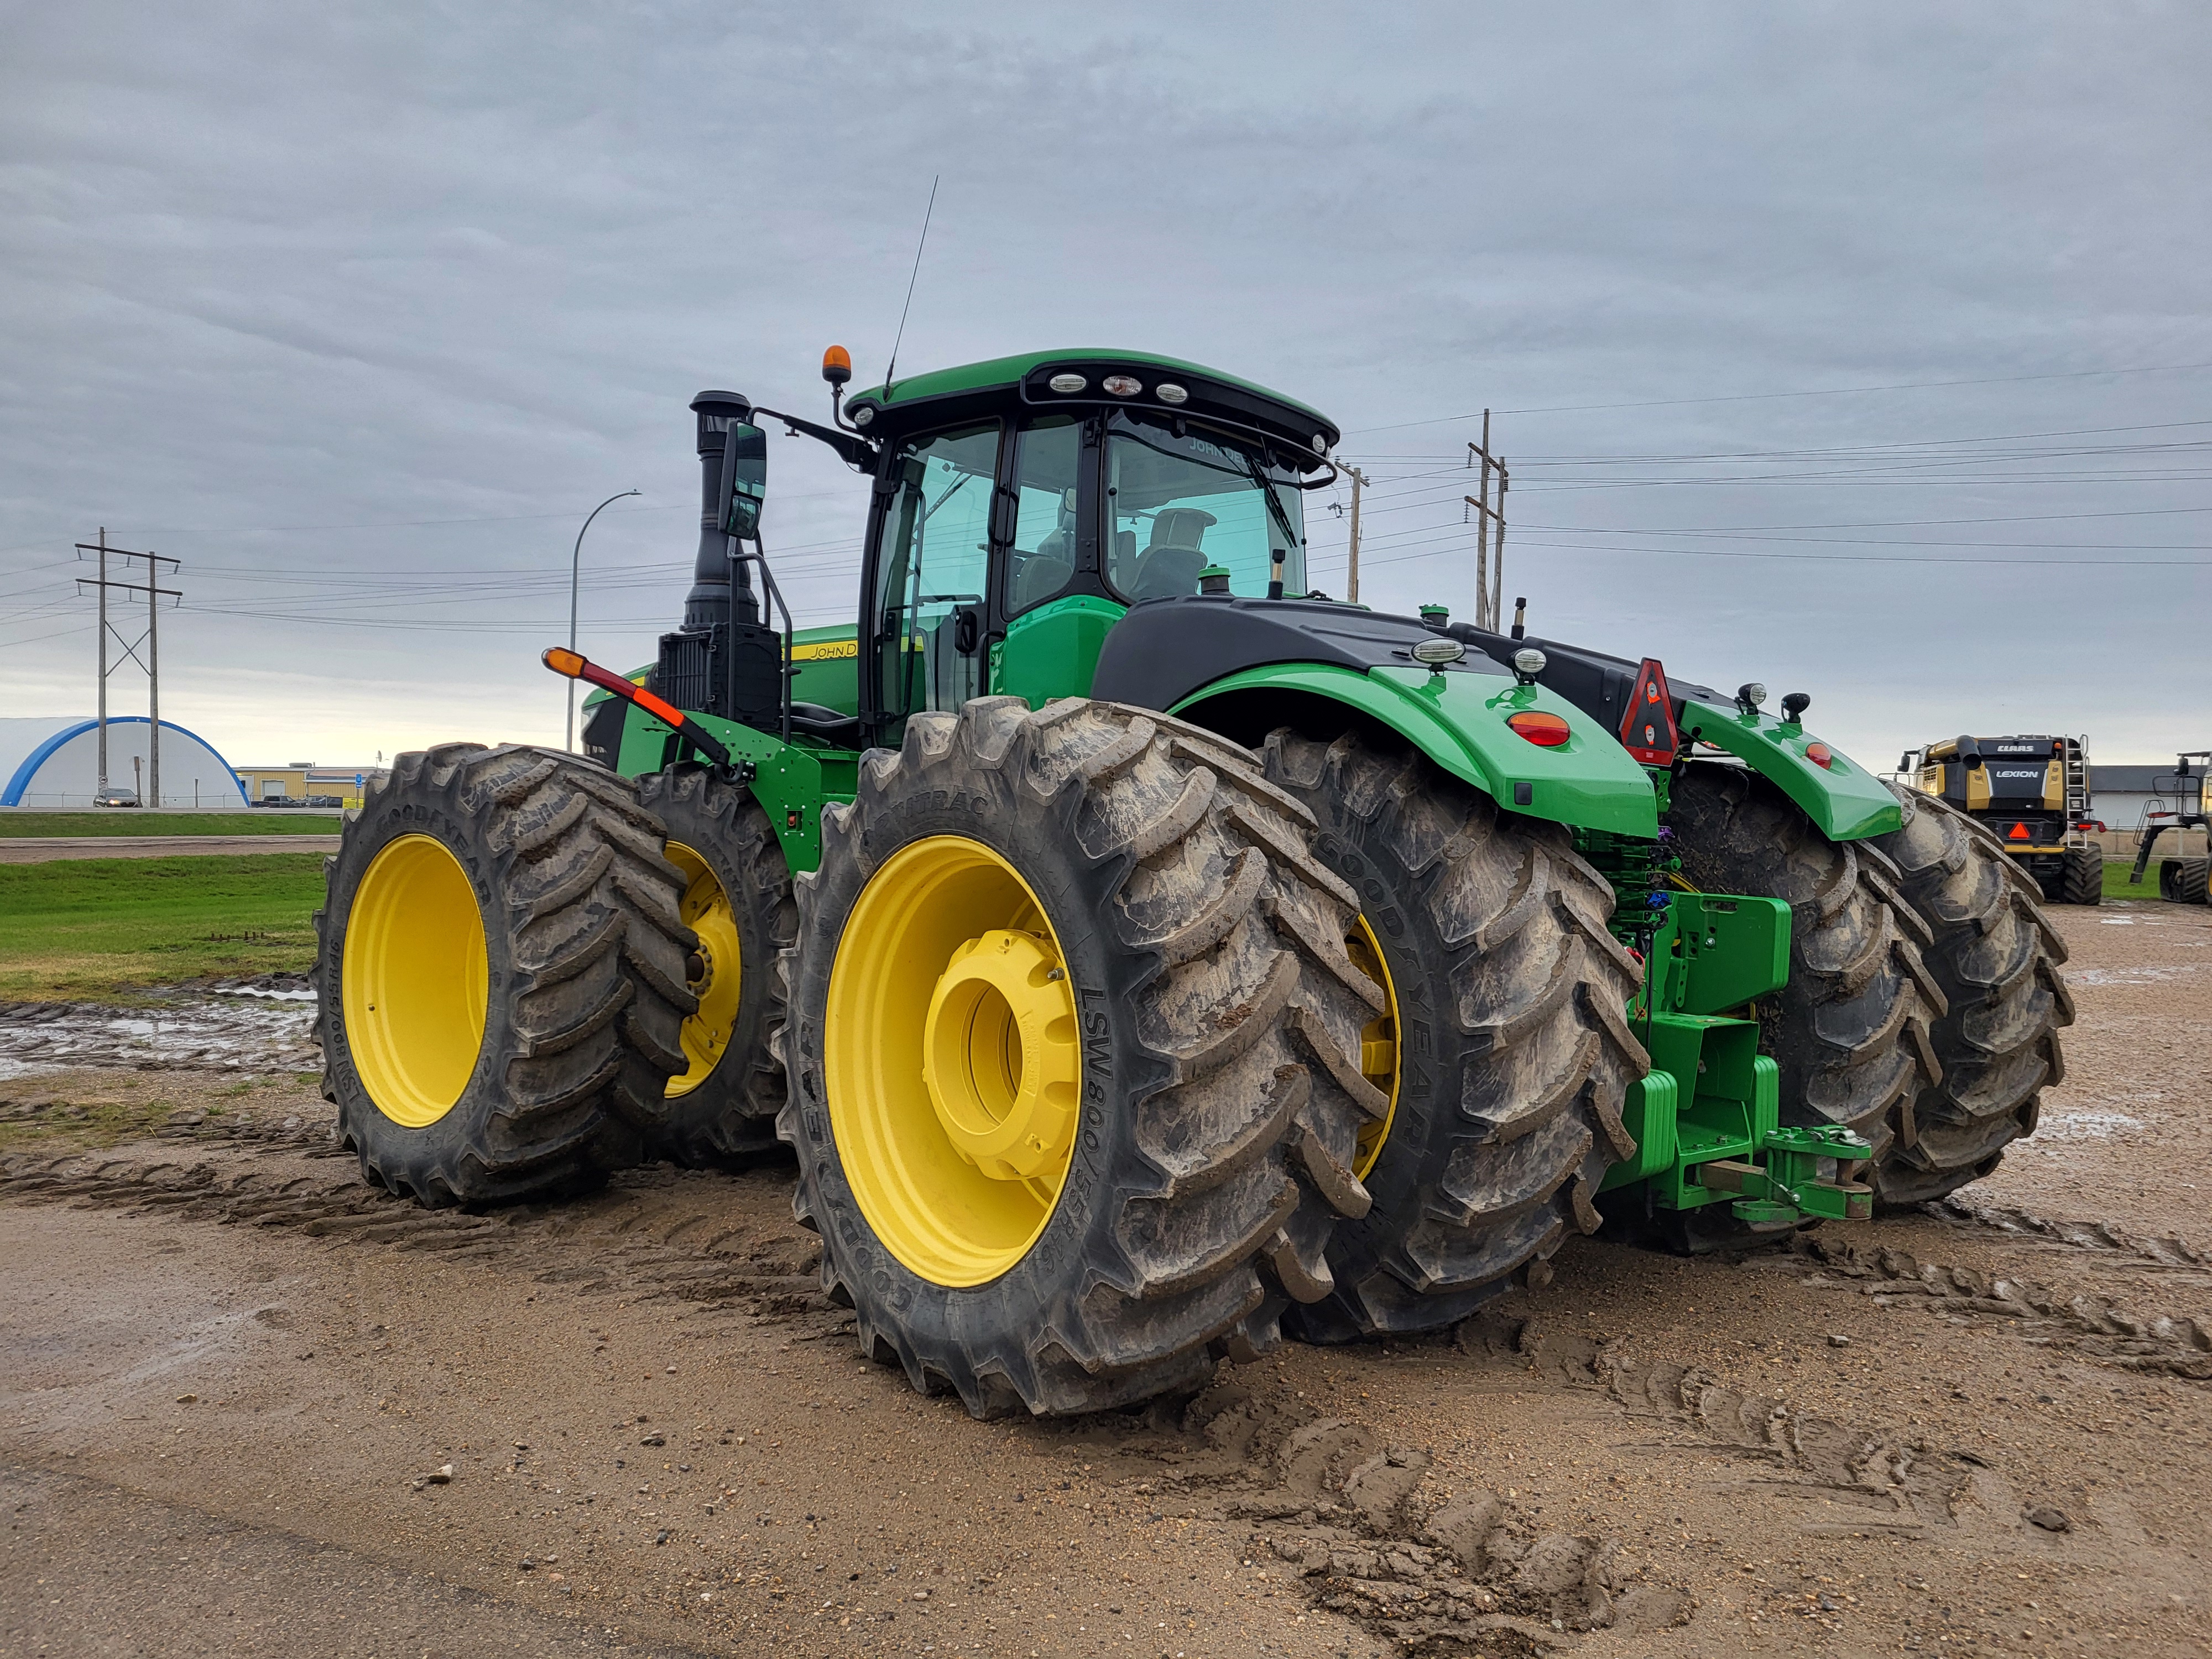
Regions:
[[1932, 1193, 2212, 1275], [1782, 1232, 2212, 1380], [0, 1145, 847, 1338], [1045, 1373, 1697, 1655]]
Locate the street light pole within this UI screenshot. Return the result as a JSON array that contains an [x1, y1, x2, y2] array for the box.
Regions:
[[567, 489, 641, 752]]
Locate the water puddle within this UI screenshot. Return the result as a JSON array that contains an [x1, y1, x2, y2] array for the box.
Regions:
[[2067, 965, 2198, 987], [2035, 1109, 2145, 1142], [0, 998, 318, 1078]]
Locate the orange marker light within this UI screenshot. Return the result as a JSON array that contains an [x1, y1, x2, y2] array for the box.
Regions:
[[542, 646, 585, 678], [1507, 711, 1572, 748], [1805, 742, 1833, 769], [822, 345, 853, 387]]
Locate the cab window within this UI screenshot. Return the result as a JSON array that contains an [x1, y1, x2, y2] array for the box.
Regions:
[[1103, 412, 1307, 602], [1005, 415, 1082, 616]]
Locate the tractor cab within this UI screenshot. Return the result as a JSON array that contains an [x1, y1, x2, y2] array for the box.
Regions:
[[834, 350, 1338, 744]]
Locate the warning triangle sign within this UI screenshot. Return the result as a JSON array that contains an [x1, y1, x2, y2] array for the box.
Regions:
[[2008, 822, 2031, 840], [1618, 658, 1679, 766]]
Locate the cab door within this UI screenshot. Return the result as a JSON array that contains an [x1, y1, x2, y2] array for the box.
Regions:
[[860, 421, 1001, 744]]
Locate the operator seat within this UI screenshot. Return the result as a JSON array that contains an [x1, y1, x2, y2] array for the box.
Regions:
[[1010, 530, 1073, 612], [1129, 508, 1218, 601]]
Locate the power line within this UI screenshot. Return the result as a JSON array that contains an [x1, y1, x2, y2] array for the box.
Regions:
[[1342, 358, 2212, 434]]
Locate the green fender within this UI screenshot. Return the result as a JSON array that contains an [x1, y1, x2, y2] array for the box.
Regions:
[[1172, 662, 1660, 838], [1678, 698, 1900, 841]]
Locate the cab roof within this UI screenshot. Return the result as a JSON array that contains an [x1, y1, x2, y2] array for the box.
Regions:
[[844, 349, 1340, 461]]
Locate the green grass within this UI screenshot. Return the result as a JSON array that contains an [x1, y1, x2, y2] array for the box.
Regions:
[[0, 853, 326, 1002], [0, 811, 342, 837], [2104, 857, 2168, 901]]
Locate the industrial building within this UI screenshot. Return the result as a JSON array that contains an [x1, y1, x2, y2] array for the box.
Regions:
[[233, 763, 388, 807]]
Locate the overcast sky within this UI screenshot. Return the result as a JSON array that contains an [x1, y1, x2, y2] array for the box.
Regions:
[[3, 3, 2206, 773]]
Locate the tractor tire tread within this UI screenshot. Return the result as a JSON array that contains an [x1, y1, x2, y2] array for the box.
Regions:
[[1871, 786, 2074, 1204], [633, 765, 795, 1165], [316, 743, 693, 1207], [779, 696, 1373, 1416], [1260, 729, 1645, 1342]]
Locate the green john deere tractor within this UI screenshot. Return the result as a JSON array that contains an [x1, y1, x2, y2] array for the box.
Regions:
[[315, 348, 2071, 1413]]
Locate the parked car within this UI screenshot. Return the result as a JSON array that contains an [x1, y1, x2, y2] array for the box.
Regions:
[[93, 787, 139, 807]]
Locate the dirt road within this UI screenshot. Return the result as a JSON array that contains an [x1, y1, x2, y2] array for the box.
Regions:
[[3, 901, 2207, 1657], [0, 835, 342, 863]]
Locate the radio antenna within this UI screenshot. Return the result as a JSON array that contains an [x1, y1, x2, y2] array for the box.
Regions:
[[883, 174, 938, 395]]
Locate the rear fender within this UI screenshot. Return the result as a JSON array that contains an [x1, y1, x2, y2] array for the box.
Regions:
[[1679, 698, 1900, 840], [1172, 662, 1659, 837]]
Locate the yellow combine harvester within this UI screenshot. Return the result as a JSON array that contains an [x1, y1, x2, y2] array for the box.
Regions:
[[1905, 734, 2102, 906]]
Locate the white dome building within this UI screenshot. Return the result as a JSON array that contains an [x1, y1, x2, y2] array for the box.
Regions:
[[0, 716, 248, 808]]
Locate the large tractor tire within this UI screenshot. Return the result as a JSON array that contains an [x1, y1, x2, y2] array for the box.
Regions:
[[1664, 764, 1944, 1178], [1258, 731, 1647, 1340], [1871, 786, 2074, 1203], [634, 764, 795, 1165], [778, 697, 1379, 1416], [315, 743, 696, 1206], [2059, 847, 2104, 907]]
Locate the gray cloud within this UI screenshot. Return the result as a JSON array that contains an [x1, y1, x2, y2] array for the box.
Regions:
[[2, 2, 2206, 768]]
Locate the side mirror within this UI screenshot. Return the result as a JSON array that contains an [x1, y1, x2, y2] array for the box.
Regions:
[[719, 422, 767, 539]]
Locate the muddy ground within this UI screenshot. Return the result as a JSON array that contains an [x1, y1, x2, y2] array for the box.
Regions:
[[2, 902, 2207, 1658]]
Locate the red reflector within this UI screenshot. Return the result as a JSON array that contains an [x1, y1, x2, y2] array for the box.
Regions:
[[1806, 742, 1833, 769], [1507, 711, 1572, 748], [2008, 822, 2031, 840], [1616, 657, 1679, 765]]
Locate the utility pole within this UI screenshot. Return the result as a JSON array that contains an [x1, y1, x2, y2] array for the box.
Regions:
[[148, 547, 161, 807], [94, 528, 108, 795], [1464, 413, 1511, 631], [1340, 463, 1370, 603], [76, 538, 180, 806]]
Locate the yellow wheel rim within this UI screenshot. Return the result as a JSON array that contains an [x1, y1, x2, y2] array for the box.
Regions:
[[667, 842, 740, 1098], [825, 835, 1082, 1287], [341, 834, 488, 1128], [1348, 916, 1401, 1180]]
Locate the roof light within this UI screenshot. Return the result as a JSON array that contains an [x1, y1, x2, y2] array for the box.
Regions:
[[1311, 434, 1328, 455], [1806, 742, 1834, 769], [1736, 681, 1767, 713], [1507, 711, 1571, 748], [1102, 374, 1142, 397], [851, 405, 873, 426], [1155, 382, 1188, 405], [821, 345, 852, 387], [1511, 647, 1547, 684], [1048, 372, 1087, 394], [1410, 637, 1465, 666]]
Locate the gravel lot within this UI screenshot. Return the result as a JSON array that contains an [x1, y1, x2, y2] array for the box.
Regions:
[[3, 899, 2206, 1658]]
